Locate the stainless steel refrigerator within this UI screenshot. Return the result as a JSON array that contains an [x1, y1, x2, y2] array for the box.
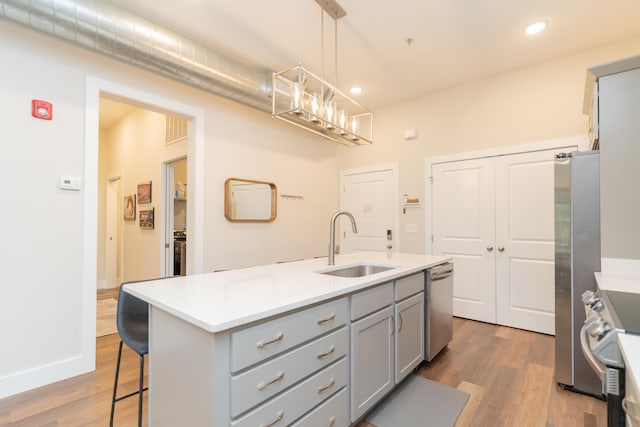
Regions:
[[554, 150, 602, 397]]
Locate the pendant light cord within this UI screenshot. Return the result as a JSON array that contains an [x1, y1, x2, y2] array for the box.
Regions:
[[321, 8, 340, 91], [321, 9, 325, 88], [334, 16, 338, 89]]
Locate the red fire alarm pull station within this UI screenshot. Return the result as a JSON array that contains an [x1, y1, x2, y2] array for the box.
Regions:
[[32, 99, 53, 120]]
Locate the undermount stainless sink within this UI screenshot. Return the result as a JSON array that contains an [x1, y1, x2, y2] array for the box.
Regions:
[[318, 263, 396, 278]]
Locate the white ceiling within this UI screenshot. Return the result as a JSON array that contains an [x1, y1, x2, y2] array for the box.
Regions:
[[104, 0, 640, 110]]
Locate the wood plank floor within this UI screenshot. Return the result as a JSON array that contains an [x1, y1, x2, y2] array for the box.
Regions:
[[358, 318, 606, 427], [0, 315, 605, 426]]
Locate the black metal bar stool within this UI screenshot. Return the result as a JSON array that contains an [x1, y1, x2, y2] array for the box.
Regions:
[[109, 282, 149, 427]]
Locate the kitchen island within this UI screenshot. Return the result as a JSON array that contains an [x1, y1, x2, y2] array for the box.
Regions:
[[125, 251, 450, 426]]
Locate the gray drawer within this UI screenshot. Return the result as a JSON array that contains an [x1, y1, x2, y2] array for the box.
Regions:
[[231, 358, 348, 427], [350, 282, 393, 321], [231, 297, 347, 372], [394, 271, 424, 301], [290, 387, 349, 427], [230, 327, 347, 417]]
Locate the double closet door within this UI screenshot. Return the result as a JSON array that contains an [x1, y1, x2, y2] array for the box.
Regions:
[[431, 147, 572, 335]]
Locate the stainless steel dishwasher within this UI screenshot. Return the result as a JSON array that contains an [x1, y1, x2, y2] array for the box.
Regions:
[[425, 263, 454, 361]]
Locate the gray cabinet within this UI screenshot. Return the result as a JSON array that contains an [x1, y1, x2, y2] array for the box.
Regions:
[[350, 305, 394, 422], [585, 55, 640, 262], [394, 292, 424, 382], [349, 283, 394, 422], [148, 297, 348, 426], [349, 271, 426, 422]]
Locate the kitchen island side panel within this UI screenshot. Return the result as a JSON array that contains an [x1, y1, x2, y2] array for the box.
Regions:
[[149, 306, 231, 426]]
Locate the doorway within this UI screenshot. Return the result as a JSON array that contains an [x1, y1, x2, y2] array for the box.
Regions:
[[105, 176, 122, 289], [73, 76, 204, 383], [164, 157, 188, 276], [95, 95, 191, 343], [426, 138, 587, 335], [339, 163, 399, 254]]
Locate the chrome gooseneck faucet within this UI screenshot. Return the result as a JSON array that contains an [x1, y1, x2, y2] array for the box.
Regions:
[[328, 210, 358, 265]]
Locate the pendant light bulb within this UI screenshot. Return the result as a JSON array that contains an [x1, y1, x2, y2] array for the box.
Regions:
[[310, 92, 322, 123], [351, 116, 359, 141], [338, 109, 348, 135]]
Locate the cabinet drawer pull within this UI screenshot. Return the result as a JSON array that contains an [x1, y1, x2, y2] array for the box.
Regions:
[[316, 345, 336, 359], [317, 312, 336, 325], [256, 332, 284, 349], [256, 371, 285, 390], [327, 415, 336, 427], [259, 410, 284, 427], [317, 377, 335, 393], [398, 312, 404, 333]]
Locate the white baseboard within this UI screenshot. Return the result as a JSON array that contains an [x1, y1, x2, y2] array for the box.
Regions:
[[0, 354, 94, 399], [602, 258, 640, 280]]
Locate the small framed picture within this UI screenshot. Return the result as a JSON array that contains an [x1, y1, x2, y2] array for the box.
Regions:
[[140, 208, 154, 229], [123, 195, 136, 220], [137, 181, 152, 204]]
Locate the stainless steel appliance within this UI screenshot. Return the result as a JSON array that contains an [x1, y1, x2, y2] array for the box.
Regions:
[[174, 230, 186, 276], [426, 263, 454, 361], [581, 289, 640, 426], [554, 151, 603, 396]]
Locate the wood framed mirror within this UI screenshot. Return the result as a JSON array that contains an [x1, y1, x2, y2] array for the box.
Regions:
[[224, 178, 277, 222]]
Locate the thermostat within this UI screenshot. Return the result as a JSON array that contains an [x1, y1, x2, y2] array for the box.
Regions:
[[60, 176, 81, 191]]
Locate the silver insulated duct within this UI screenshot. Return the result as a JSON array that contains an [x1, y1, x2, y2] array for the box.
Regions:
[[0, 0, 273, 113]]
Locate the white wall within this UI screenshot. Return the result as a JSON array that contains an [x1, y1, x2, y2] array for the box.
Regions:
[[205, 109, 341, 269], [338, 35, 640, 254], [0, 19, 341, 397]]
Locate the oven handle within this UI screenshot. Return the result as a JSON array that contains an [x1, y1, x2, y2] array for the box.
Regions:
[[580, 324, 606, 384]]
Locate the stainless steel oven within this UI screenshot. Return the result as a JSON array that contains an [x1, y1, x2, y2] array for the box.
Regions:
[[174, 230, 186, 276], [581, 289, 640, 426]]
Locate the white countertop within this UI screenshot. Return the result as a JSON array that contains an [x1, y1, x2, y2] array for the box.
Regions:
[[124, 251, 450, 333], [595, 273, 640, 398]]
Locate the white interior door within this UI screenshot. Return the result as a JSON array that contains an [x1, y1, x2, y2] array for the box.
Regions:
[[432, 158, 496, 323], [105, 177, 121, 288], [495, 149, 565, 335], [340, 165, 398, 253]]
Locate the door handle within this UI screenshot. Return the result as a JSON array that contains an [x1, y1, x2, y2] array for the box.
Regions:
[[387, 243, 393, 249], [486, 245, 494, 252], [498, 246, 505, 252]]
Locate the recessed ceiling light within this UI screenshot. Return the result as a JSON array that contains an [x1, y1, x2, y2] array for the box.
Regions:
[[350, 86, 362, 95], [524, 21, 547, 35]]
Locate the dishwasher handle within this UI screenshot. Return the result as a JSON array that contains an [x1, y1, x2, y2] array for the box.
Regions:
[[430, 263, 453, 281]]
